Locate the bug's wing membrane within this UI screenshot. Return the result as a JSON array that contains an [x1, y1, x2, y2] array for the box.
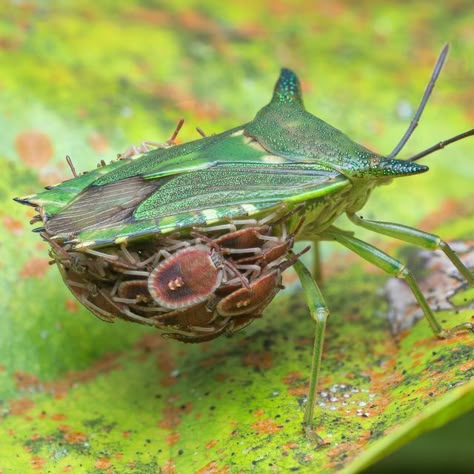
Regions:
[[14, 158, 134, 217], [73, 165, 349, 248], [44, 176, 163, 238]]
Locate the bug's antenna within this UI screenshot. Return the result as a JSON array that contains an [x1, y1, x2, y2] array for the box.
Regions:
[[65, 155, 77, 177], [389, 44, 450, 158], [407, 128, 474, 162]]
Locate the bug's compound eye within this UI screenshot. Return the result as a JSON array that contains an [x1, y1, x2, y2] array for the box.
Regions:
[[148, 245, 223, 309], [217, 270, 281, 317]]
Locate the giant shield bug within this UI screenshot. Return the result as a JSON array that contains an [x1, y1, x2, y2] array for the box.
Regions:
[[15, 44, 473, 440]]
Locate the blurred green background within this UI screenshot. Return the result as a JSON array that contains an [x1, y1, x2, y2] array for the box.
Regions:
[[0, 1, 473, 473]]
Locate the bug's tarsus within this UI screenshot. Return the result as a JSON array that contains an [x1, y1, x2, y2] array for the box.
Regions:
[[407, 128, 474, 162], [389, 43, 449, 158], [65, 155, 78, 177]]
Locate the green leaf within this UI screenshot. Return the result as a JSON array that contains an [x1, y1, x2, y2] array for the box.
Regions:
[[1, 3, 473, 473]]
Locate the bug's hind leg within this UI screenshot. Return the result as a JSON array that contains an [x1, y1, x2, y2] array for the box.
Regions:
[[347, 213, 473, 285], [292, 259, 330, 444], [325, 226, 472, 338]]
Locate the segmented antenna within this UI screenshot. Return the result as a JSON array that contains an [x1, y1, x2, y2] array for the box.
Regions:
[[389, 44, 449, 158], [407, 128, 474, 162]]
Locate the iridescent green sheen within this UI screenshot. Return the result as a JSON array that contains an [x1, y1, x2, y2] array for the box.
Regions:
[[16, 69, 428, 249], [273, 68, 304, 105]]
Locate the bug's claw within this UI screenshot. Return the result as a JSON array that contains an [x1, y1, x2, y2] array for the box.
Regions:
[[303, 423, 328, 446], [438, 322, 473, 339]]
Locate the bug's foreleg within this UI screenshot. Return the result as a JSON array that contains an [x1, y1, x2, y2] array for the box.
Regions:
[[325, 227, 473, 338], [292, 259, 329, 443], [311, 241, 323, 286], [347, 213, 474, 285]]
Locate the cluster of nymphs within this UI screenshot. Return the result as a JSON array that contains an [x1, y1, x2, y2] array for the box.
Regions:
[[44, 211, 307, 342]]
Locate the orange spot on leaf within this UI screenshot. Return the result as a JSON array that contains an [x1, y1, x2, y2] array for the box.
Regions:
[[326, 431, 371, 467], [51, 413, 67, 421], [126, 7, 170, 26], [243, 351, 273, 370], [205, 439, 218, 449], [16, 130, 53, 168], [162, 459, 177, 474], [166, 431, 180, 446], [64, 298, 79, 313], [196, 461, 230, 474], [251, 418, 282, 435], [282, 371, 303, 385], [14, 371, 41, 391], [2, 216, 24, 235], [458, 360, 474, 372], [64, 431, 88, 444], [30, 455, 46, 470], [95, 458, 112, 470], [9, 397, 34, 415], [19, 257, 50, 278], [158, 351, 177, 387], [159, 400, 193, 430], [8, 353, 121, 404]]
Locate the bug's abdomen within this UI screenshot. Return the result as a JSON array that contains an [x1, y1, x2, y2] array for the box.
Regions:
[[297, 184, 371, 239]]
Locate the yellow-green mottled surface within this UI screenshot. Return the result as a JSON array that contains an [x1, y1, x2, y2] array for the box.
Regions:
[[0, 2, 473, 473]]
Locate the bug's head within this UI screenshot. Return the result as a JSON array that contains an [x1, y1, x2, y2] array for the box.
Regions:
[[350, 155, 429, 181]]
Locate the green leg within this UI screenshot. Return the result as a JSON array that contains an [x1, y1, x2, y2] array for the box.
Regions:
[[347, 213, 474, 285], [312, 240, 323, 287], [324, 227, 473, 338], [293, 259, 329, 443]]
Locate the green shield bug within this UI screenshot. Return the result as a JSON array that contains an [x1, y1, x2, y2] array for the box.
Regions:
[[14, 44, 473, 441]]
